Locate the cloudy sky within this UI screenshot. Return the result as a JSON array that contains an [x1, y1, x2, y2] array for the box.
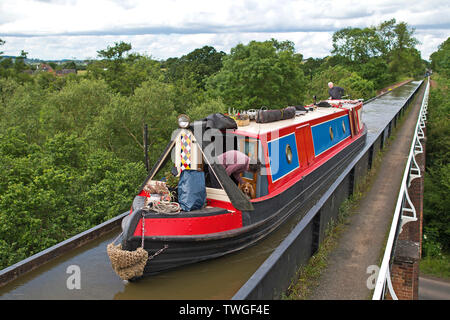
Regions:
[[0, 0, 449, 61]]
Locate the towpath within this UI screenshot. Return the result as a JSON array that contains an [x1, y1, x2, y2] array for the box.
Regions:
[[308, 82, 426, 300]]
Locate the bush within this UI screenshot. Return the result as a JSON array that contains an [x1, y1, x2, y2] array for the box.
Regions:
[[423, 75, 450, 253]]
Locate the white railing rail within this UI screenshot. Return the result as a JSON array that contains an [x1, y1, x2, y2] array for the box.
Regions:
[[372, 77, 430, 300]]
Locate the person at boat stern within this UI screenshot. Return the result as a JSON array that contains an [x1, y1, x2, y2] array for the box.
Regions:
[[328, 82, 345, 99], [216, 150, 259, 185]]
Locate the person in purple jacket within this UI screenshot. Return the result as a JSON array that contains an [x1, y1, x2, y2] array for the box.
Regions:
[[216, 150, 259, 185]]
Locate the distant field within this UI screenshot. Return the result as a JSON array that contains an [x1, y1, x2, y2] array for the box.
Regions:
[[77, 70, 87, 75]]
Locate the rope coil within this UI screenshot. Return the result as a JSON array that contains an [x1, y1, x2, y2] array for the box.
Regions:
[[147, 199, 181, 214]]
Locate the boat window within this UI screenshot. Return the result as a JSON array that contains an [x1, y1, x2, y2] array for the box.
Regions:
[[239, 137, 258, 181], [286, 145, 293, 164]]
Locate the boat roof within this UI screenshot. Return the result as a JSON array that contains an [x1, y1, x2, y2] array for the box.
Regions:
[[234, 100, 362, 136]]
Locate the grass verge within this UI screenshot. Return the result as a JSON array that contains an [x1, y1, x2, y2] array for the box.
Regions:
[[420, 254, 450, 279]]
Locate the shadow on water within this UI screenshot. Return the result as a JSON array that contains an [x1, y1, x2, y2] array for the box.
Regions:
[[0, 81, 422, 300]]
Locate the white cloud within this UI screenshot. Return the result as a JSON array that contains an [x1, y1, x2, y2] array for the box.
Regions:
[[0, 0, 449, 60]]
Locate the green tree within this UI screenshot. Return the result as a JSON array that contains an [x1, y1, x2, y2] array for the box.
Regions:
[[86, 79, 178, 164], [207, 39, 306, 110], [89, 42, 162, 96], [187, 98, 227, 121], [164, 46, 225, 89], [98, 41, 132, 61], [430, 37, 450, 77], [387, 22, 420, 77], [40, 78, 113, 140], [14, 50, 28, 72], [357, 57, 393, 88], [332, 27, 382, 64], [0, 128, 146, 269], [423, 74, 450, 253], [376, 18, 397, 56], [0, 77, 20, 105], [331, 19, 423, 83], [0, 57, 14, 78], [0, 81, 45, 143]]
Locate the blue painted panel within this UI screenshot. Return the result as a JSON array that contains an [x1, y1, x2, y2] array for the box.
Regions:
[[268, 133, 299, 182], [311, 115, 351, 156]]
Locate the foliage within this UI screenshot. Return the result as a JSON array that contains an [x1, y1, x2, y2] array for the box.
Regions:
[[163, 45, 225, 90], [187, 98, 227, 121], [41, 78, 113, 139], [0, 129, 146, 269], [332, 26, 383, 64], [420, 253, 450, 279], [331, 19, 425, 83], [0, 80, 46, 144], [86, 79, 178, 164], [306, 65, 375, 101], [87, 41, 163, 96], [357, 57, 393, 89], [423, 73, 450, 254], [430, 37, 450, 78], [207, 39, 306, 110], [0, 40, 33, 83]]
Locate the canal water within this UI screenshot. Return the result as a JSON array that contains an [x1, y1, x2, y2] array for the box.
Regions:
[[0, 81, 422, 300]]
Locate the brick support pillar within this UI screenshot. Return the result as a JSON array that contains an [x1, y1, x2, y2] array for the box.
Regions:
[[389, 240, 420, 300]]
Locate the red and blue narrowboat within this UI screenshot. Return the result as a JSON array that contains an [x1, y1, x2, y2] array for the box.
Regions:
[[111, 99, 367, 280]]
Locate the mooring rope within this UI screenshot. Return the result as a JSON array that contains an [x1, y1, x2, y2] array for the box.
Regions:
[[143, 190, 181, 215], [149, 200, 181, 214]]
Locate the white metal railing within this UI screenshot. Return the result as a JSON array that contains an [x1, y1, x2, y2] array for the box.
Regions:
[[372, 77, 430, 300]]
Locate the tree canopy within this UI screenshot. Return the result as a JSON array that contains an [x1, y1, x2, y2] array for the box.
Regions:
[[423, 37, 450, 257], [430, 37, 450, 77], [331, 19, 424, 86], [207, 39, 306, 110]]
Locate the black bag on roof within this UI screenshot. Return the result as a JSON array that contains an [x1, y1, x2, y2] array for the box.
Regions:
[[317, 101, 332, 108], [292, 105, 308, 112], [204, 113, 237, 130], [256, 109, 282, 123], [256, 106, 296, 123], [281, 106, 296, 119]]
